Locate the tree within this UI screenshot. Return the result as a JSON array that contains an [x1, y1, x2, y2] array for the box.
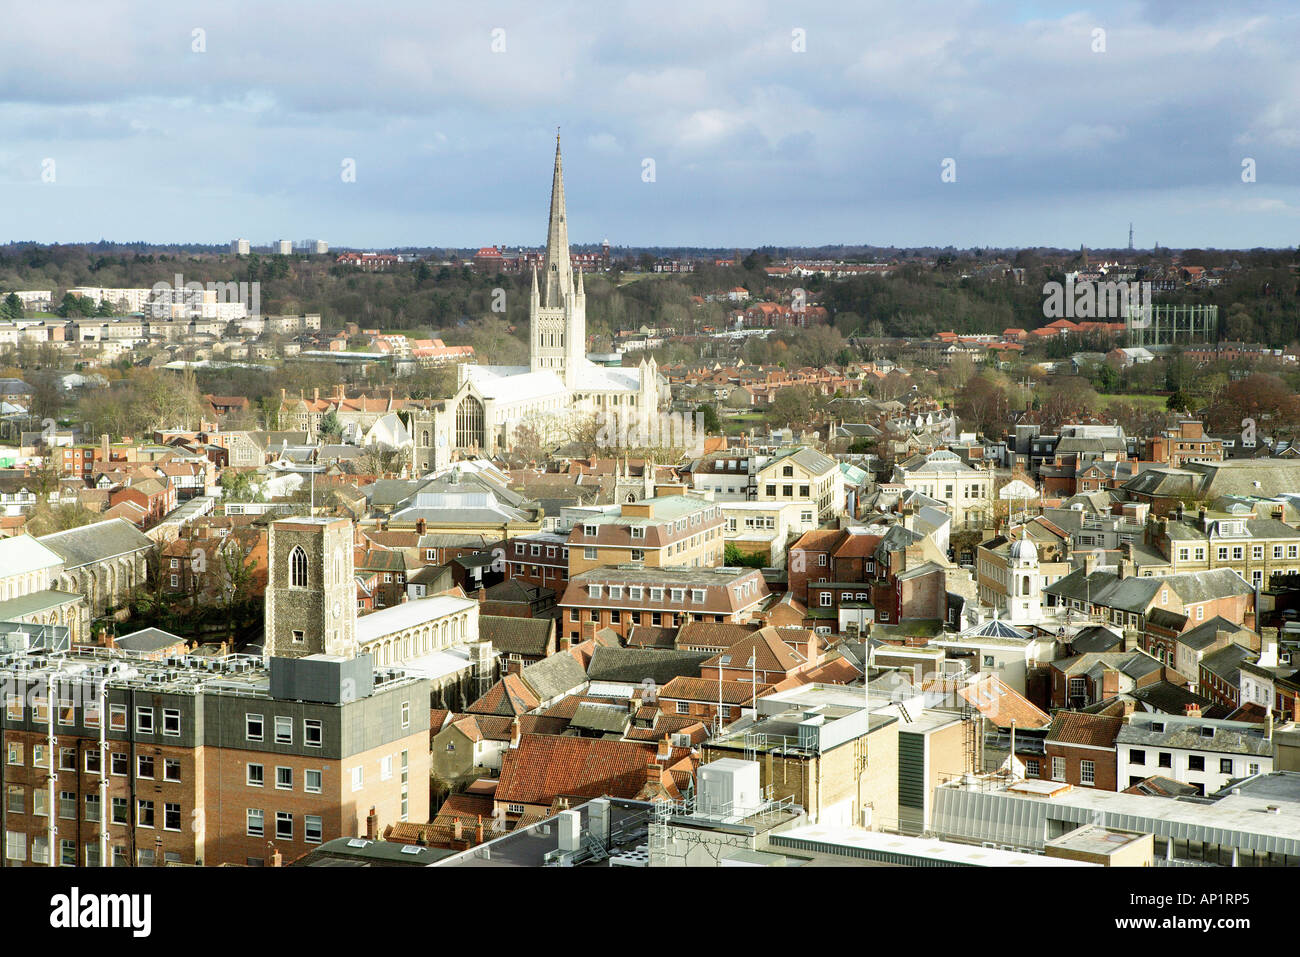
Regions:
[[318, 410, 343, 442], [358, 445, 410, 477], [767, 386, 816, 428], [954, 374, 1011, 435], [1205, 373, 1300, 436], [0, 293, 23, 320], [1038, 377, 1100, 433]]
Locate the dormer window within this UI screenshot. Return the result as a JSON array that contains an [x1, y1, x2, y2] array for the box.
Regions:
[[583, 524, 598, 537], [630, 526, 645, 539], [588, 585, 603, 599]]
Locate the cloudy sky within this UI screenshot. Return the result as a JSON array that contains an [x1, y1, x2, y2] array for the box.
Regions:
[[1, 0, 1298, 250]]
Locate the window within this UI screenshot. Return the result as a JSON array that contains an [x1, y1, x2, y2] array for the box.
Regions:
[[58, 700, 75, 726], [5, 694, 24, 720], [351, 767, 363, 791], [5, 786, 22, 815], [1129, 749, 1145, 766], [111, 798, 128, 825], [247, 808, 264, 837], [1188, 755, 1205, 772], [1220, 758, 1234, 775], [5, 743, 20, 766], [109, 705, 127, 731], [676, 701, 690, 714], [111, 752, 128, 776], [305, 769, 322, 794], [305, 815, 323, 844], [276, 812, 293, 840], [33, 788, 48, 816], [164, 803, 181, 832], [274, 716, 292, 744], [246, 713, 264, 742], [1158, 752, 1172, 768], [59, 747, 76, 771], [137, 799, 155, 828], [691, 589, 706, 603], [164, 758, 181, 782], [1080, 760, 1095, 786], [276, 767, 293, 790], [1051, 756, 1065, 782], [137, 755, 155, 779], [163, 708, 181, 736], [5, 831, 25, 862], [583, 547, 597, 560], [1026, 759, 1040, 777], [381, 756, 393, 781], [85, 793, 100, 823], [401, 701, 410, 729], [289, 546, 308, 588], [631, 548, 644, 561], [247, 763, 265, 788]]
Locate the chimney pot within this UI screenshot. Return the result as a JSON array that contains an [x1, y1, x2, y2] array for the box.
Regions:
[[365, 806, 378, 840]]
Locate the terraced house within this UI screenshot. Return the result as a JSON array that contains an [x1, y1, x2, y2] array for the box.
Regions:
[[559, 566, 769, 646], [1146, 506, 1300, 590], [892, 449, 994, 530]]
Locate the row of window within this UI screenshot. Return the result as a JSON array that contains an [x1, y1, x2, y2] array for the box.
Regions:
[[6, 832, 175, 866], [4, 698, 181, 736], [246, 713, 323, 746], [246, 764, 324, 792], [588, 584, 711, 603], [247, 809, 323, 843], [5, 743, 184, 782], [1128, 749, 1259, 776], [1176, 543, 1300, 562]]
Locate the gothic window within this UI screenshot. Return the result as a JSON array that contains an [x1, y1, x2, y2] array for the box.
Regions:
[[290, 546, 308, 589], [456, 396, 486, 450]]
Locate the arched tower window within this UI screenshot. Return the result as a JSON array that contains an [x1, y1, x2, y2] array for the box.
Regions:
[[1022, 575, 1030, 595], [290, 546, 308, 588]]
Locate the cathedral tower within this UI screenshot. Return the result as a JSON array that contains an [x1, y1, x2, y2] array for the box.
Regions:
[[530, 133, 587, 386]]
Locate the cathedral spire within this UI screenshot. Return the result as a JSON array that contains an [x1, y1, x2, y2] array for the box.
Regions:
[[543, 131, 573, 308]]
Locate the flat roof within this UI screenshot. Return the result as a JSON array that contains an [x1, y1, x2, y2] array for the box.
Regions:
[[772, 825, 1095, 867]]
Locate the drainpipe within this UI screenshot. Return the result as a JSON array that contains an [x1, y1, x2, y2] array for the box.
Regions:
[[99, 679, 110, 867], [47, 674, 57, 867]]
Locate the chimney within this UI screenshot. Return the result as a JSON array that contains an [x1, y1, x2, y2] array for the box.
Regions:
[[101, 433, 110, 459], [1184, 704, 1201, 719], [645, 761, 661, 788], [365, 806, 378, 840], [1121, 699, 1135, 717], [475, 815, 485, 845], [510, 717, 521, 748], [416, 518, 427, 536], [477, 587, 487, 604], [657, 735, 672, 762], [1266, 711, 1274, 741], [1100, 666, 1120, 700], [270, 848, 282, 867], [453, 818, 463, 842], [1083, 551, 1098, 577], [1260, 628, 1279, 668], [313, 387, 320, 402]]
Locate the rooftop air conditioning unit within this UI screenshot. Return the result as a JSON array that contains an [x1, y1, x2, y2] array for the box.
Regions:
[[671, 733, 692, 748]]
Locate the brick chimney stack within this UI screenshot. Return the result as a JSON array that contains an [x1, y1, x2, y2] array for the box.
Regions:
[[365, 806, 378, 840], [270, 848, 283, 867], [645, 761, 661, 787], [510, 717, 521, 748], [657, 735, 672, 762], [1184, 704, 1202, 719]]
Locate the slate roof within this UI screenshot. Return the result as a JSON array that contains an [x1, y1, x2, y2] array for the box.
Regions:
[[114, 627, 186, 653], [1117, 718, 1273, 757], [569, 701, 632, 734], [519, 652, 588, 702], [1199, 643, 1254, 685], [585, 647, 711, 685], [1070, 625, 1124, 654], [37, 518, 152, 569], [1127, 681, 1218, 716], [1175, 616, 1250, 653]]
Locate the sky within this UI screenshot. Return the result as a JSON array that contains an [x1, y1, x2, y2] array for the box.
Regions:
[[1, 0, 1298, 250]]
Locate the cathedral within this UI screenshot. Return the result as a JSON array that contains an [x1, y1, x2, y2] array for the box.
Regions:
[[413, 135, 662, 472]]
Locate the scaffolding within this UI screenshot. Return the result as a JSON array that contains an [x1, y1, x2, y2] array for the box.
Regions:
[[1125, 303, 1219, 348]]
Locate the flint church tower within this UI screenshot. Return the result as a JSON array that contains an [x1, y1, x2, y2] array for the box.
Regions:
[[265, 517, 358, 659], [529, 134, 587, 387]]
